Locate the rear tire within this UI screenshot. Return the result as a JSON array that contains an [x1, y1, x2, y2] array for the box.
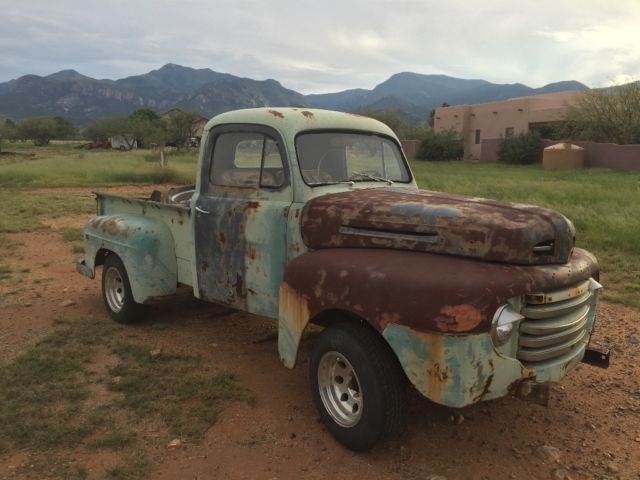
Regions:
[[309, 321, 406, 451], [101, 254, 149, 324]]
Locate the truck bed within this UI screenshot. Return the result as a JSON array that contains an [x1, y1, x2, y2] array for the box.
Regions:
[[96, 188, 194, 285]]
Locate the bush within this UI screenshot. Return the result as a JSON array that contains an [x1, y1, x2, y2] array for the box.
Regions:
[[415, 130, 463, 161], [498, 131, 542, 165]]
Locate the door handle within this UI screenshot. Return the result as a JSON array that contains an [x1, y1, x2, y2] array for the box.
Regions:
[[195, 206, 210, 214]]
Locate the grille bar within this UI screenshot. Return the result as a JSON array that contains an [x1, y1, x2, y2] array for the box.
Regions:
[[518, 330, 587, 362], [517, 279, 598, 364], [521, 291, 592, 319]]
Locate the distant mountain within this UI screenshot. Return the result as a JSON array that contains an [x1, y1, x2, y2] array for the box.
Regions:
[[177, 77, 307, 117], [0, 64, 307, 125], [0, 64, 591, 126], [306, 72, 590, 121]]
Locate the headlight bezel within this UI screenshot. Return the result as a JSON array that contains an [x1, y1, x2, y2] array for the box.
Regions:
[[490, 303, 524, 347]]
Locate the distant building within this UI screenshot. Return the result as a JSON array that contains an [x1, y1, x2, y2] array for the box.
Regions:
[[433, 91, 585, 159]]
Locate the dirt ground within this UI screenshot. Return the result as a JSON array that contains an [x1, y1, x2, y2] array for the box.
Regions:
[[0, 193, 639, 480]]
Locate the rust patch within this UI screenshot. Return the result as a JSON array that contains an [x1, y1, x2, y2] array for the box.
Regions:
[[234, 273, 245, 300], [436, 304, 484, 332], [281, 248, 598, 335], [247, 245, 256, 260], [301, 110, 314, 119], [280, 282, 311, 334], [267, 109, 284, 118], [90, 217, 129, 238], [244, 201, 260, 214], [418, 331, 447, 401]]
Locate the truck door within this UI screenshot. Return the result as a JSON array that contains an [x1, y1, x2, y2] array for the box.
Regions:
[[193, 125, 292, 318]]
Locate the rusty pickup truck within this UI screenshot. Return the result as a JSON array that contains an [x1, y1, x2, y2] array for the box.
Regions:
[[77, 107, 609, 451]]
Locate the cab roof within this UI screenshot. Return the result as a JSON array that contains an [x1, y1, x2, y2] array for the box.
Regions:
[[204, 108, 398, 140]]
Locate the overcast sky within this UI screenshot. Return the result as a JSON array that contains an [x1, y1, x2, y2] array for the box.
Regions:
[[1, 0, 639, 93]]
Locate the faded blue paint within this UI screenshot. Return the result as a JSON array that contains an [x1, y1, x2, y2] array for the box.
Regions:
[[388, 203, 463, 225], [383, 314, 597, 408], [84, 214, 178, 303]]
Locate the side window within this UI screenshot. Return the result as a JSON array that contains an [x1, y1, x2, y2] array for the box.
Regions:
[[210, 132, 285, 188]]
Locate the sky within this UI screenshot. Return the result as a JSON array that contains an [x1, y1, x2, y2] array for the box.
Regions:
[[1, 0, 639, 94]]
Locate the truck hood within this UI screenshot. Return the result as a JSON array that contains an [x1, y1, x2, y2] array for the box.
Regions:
[[300, 187, 575, 265]]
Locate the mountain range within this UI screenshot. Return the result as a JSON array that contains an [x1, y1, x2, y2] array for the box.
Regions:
[[0, 63, 590, 126]]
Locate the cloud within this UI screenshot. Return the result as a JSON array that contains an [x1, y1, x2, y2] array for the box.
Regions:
[[0, 0, 639, 92]]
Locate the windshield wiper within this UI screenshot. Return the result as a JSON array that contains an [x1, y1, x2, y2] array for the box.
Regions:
[[307, 180, 355, 187], [349, 171, 394, 185]]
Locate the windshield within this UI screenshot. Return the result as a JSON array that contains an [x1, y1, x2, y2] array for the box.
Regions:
[[296, 131, 412, 186]]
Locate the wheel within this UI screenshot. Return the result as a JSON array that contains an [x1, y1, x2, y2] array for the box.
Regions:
[[101, 254, 148, 324], [119, 145, 126, 151], [309, 321, 406, 451]]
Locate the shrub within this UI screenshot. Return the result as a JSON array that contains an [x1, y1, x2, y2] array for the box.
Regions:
[[498, 131, 542, 165], [415, 130, 463, 161]]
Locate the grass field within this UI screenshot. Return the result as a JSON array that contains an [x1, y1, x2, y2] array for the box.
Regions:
[[0, 142, 638, 308], [0, 141, 196, 187]]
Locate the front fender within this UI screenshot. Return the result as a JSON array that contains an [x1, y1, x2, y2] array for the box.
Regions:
[[83, 214, 178, 303], [277, 248, 598, 369]]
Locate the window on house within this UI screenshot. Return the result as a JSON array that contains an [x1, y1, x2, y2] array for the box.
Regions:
[[210, 132, 285, 188], [475, 129, 481, 145], [505, 127, 514, 137]]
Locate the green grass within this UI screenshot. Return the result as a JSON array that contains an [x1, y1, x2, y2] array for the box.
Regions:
[[70, 244, 85, 254], [0, 317, 252, 479], [0, 142, 197, 188], [0, 189, 95, 233], [108, 343, 253, 441], [410, 160, 640, 308], [61, 226, 84, 242]]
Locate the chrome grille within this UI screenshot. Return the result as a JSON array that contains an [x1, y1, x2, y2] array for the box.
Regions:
[[517, 279, 599, 363]]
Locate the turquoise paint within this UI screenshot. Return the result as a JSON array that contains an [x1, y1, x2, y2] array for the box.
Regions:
[[383, 324, 524, 408], [84, 214, 178, 303]]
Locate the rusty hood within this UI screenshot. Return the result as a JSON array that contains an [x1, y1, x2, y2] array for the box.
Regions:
[[300, 188, 575, 265]]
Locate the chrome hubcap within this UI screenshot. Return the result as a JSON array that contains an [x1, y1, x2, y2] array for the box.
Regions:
[[317, 351, 362, 427], [104, 266, 125, 313]]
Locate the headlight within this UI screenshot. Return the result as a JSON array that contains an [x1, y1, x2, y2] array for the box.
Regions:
[[491, 304, 524, 346]]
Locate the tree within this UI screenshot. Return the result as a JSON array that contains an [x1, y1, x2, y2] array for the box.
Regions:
[[83, 116, 138, 149], [567, 82, 640, 144], [359, 108, 429, 140], [165, 110, 200, 149], [130, 108, 160, 123], [428, 102, 450, 129], [415, 129, 463, 161], [0, 119, 16, 153], [497, 131, 542, 164], [17, 117, 75, 146]]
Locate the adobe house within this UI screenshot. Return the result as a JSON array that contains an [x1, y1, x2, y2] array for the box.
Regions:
[[433, 91, 585, 160]]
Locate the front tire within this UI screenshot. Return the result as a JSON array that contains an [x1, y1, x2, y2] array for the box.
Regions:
[[102, 254, 148, 324], [309, 321, 406, 451]]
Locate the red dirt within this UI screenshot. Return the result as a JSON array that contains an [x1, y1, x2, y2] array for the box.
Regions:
[[0, 211, 638, 480]]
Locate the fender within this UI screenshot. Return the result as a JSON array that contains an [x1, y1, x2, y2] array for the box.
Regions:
[[83, 214, 178, 303], [277, 247, 598, 369]]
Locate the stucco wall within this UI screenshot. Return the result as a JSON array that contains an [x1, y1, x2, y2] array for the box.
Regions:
[[434, 91, 585, 159], [480, 138, 640, 170]]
